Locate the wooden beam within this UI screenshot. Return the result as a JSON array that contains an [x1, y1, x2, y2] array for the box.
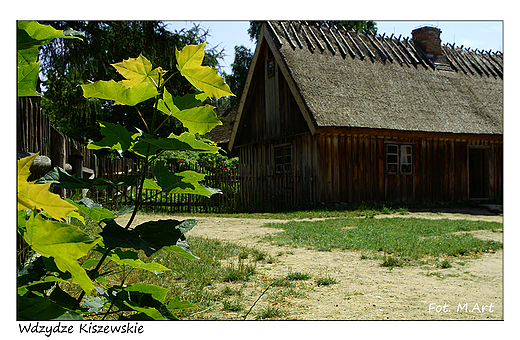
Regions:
[[266, 21, 283, 46], [466, 50, 491, 77], [345, 29, 365, 59], [482, 53, 503, 78], [365, 31, 388, 60], [412, 41, 436, 69], [457, 50, 477, 75], [488, 51, 503, 69], [299, 21, 315, 51], [280, 22, 296, 49], [382, 36, 403, 64], [305, 21, 324, 51], [397, 39, 419, 66], [289, 21, 303, 48], [406, 39, 428, 69], [479, 53, 498, 77], [318, 25, 336, 55], [389, 39, 411, 66], [326, 23, 347, 58], [441, 46, 461, 72], [358, 33, 376, 59], [451, 48, 474, 75], [335, 26, 357, 59], [376, 35, 394, 62]]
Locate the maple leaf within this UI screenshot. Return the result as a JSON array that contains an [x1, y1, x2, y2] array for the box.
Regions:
[[176, 42, 234, 99], [24, 212, 100, 294], [17, 153, 76, 221]]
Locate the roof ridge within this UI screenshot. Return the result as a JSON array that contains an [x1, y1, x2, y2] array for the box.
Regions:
[[267, 21, 502, 79]]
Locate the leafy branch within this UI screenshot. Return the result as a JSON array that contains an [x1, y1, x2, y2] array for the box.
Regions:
[[17, 21, 234, 321]]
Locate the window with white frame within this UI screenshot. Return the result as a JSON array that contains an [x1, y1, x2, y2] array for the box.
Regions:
[[400, 145, 413, 173], [386, 144, 413, 174]]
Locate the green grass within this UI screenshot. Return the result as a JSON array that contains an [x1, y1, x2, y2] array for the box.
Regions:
[[381, 256, 403, 269], [285, 271, 312, 281], [270, 277, 294, 287], [315, 275, 339, 286], [265, 217, 502, 263], [439, 259, 453, 269], [222, 299, 242, 312], [222, 261, 256, 282], [256, 305, 285, 320], [148, 203, 409, 220], [131, 236, 262, 318]]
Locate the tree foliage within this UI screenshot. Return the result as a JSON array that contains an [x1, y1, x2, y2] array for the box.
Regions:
[[224, 45, 253, 104], [40, 21, 224, 143], [17, 21, 234, 321]]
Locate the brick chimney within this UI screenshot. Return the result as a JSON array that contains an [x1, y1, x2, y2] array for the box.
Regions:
[[412, 26, 447, 64]]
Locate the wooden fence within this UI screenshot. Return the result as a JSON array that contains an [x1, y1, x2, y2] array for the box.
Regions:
[[90, 160, 240, 214], [17, 97, 99, 188], [17, 96, 242, 215]]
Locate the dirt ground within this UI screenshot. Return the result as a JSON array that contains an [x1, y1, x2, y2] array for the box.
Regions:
[[116, 209, 503, 320]]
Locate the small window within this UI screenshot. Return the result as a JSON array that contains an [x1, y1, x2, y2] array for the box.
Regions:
[[386, 144, 413, 174], [400, 145, 413, 173], [275, 145, 291, 174], [386, 144, 399, 173], [267, 58, 275, 77]]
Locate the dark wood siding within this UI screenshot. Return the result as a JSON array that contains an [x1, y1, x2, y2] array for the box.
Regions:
[[237, 128, 502, 208], [234, 46, 310, 148], [314, 130, 502, 204], [237, 133, 318, 210]]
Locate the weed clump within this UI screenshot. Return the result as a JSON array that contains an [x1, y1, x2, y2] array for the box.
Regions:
[[285, 272, 312, 281]]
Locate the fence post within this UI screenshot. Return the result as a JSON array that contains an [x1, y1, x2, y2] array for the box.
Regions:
[[69, 149, 84, 178], [50, 126, 66, 197]]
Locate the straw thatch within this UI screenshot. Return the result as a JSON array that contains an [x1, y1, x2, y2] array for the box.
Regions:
[[227, 22, 503, 206], [263, 21, 503, 135]]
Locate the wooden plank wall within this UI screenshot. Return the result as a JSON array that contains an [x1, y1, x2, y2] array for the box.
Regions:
[[237, 133, 318, 210], [237, 130, 503, 209], [234, 46, 309, 148], [315, 131, 503, 203]]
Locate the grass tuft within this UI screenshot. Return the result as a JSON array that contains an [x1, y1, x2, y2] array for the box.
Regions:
[[222, 299, 242, 312], [438, 259, 452, 269], [256, 306, 285, 320], [381, 256, 402, 269], [222, 261, 256, 282], [315, 275, 339, 286], [285, 271, 312, 281]]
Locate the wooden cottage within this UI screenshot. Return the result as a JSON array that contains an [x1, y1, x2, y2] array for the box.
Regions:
[[228, 21, 503, 208]]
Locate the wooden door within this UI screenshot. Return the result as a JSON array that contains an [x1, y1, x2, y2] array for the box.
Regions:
[[468, 148, 489, 199]]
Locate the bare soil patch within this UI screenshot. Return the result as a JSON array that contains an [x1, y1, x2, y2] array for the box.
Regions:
[[116, 210, 503, 320]]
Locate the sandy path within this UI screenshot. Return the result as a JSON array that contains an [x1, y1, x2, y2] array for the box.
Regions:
[[116, 211, 503, 320]]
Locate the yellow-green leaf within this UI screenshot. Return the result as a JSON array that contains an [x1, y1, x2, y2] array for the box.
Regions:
[[108, 249, 170, 274], [176, 42, 234, 99], [24, 213, 101, 294], [17, 154, 76, 221], [66, 211, 85, 225], [173, 105, 222, 135], [81, 80, 158, 106], [112, 54, 166, 88]]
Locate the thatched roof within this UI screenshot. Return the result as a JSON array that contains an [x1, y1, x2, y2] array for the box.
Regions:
[[263, 21, 503, 135], [206, 104, 237, 147]]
